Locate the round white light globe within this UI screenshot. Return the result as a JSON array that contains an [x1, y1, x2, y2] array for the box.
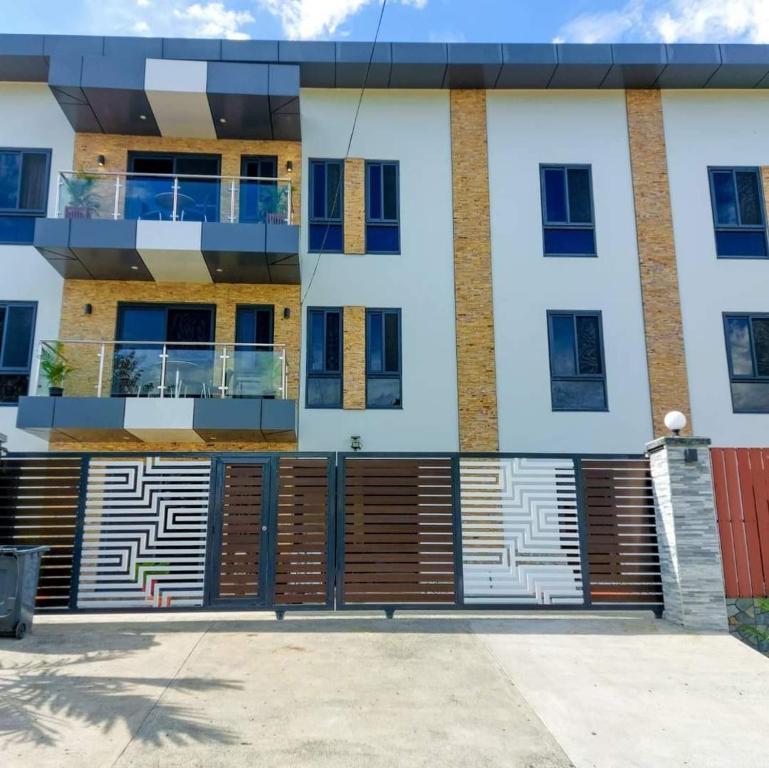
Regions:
[[664, 410, 687, 434]]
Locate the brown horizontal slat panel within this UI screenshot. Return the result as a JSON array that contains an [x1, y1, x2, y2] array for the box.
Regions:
[[274, 457, 331, 607], [582, 459, 663, 606], [0, 456, 83, 610], [218, 463, 263, 600], [342, 458, 456, 606]]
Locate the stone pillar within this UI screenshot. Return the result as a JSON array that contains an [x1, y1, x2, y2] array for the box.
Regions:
[[646, 436, 728, 630]]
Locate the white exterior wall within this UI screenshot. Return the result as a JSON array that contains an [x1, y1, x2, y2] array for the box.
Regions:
[[297, 89, 459, 452], [663, 91, 769, 447], [486, 90, 653, 453], [0, 83, 71, 452]]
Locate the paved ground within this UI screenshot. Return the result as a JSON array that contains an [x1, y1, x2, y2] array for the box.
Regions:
[[0, 611, 767, 767]]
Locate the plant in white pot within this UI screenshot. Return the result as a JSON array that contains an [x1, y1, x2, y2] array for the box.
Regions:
[[39, 343, 75, 397]]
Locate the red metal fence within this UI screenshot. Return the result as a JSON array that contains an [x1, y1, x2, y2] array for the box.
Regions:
[[711, 448, 769, 598]]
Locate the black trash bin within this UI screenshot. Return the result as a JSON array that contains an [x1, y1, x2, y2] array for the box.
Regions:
[[0, 545, 49, 639]]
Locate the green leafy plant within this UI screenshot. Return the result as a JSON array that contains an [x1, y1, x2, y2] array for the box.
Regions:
[[257, 184, 289, 222], [62, 171, 102, 214], [39, 342, 76, 390]]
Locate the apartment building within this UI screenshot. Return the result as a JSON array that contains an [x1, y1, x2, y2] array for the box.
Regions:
[[1, 37, 769, 456]]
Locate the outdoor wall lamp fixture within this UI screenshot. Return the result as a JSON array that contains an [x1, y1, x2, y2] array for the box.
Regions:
[[283, 307, 291, 319], [286, 160, 293, 174], [664, 410, 687, 437], [351, 435, 362, 452], [97, 155, 105, 167], [83, 303, 93, 315]]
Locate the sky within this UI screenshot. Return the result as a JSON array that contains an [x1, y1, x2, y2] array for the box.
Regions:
[[0, 0, 768, 44]]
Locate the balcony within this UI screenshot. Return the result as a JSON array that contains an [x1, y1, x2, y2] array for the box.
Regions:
[[16, 340, 296, 443], [34, 171, 300, 284]]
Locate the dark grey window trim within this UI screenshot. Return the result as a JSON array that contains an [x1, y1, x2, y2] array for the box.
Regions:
[[708, 166, 769, 260], [308, 158, 344, 254], [365, 307, 402, 410], [114, 301, 217, 341], [305, 306, 343, 409], [723, 311, 769, 414], [539, 164, 597, 258], [235, 304, 275, 345], [365, 160, 401, 255], [0, 300, 38, 407], [0, 147, 52, 217], [546, 309, 608, 412]]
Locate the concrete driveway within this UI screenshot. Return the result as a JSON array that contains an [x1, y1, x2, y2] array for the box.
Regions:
[[0, 611, 767, 768]]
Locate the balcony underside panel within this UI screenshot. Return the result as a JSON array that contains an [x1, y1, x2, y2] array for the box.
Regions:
[[16, 397, 297, 443], [34, 219, 300, 284]]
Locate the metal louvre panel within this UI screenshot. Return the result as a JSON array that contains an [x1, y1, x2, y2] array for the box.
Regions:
[[459, 458, 583, 605], [0, 455, 82, 609]]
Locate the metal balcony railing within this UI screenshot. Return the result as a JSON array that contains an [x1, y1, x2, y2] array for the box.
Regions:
[[55, 170, 293, 225], [34, 340, 288, 400]]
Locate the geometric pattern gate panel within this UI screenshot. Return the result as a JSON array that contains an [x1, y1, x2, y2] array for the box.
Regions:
[[459, 458, 584, 605], [275, 457, 331, 607], [342, 457, 456, 605], [582, 459, 663, 607], [77, 456, 211, 609], [0, 455, 83, 610]]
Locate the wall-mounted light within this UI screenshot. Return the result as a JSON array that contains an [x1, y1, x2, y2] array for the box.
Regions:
[[664, 410, 687, 437], [83, 303, 93, 316], [283, 307, 291, 320], [351, 435, 362, 452], [96, 155, 105, 167], [286, 160, 293, 174]]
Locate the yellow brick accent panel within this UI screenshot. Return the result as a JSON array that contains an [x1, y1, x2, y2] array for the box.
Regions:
[[72, 133, 301, 226], [761, 167, 769, 225], [343, 306, 366, 409], [52, 280, 300, 451], [626, 90, 692, 437], [343, 158, 365, 255], [450, 90, 499, 452]]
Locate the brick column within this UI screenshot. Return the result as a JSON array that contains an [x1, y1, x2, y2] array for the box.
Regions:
[[343, 306, 366, 409], [646, 436, 728, 630], [344, 158, 365, 255]]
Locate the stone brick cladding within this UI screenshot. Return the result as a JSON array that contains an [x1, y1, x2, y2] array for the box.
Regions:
[[727, 598, 769, 655], [72, 133, 301, 226], [343, 157, 365, 255], [626, 90, 692, 436], [647, 436, 728, 630], [450, 89, 498, 452], [53, 279, 300, 452], [343, 306, 366, 410]]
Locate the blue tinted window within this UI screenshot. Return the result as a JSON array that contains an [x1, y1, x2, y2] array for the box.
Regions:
[[0, 152, 21, 209], [709, 168, 767, 259], [725, 314, 769, 413], [366, 309, 401, 408], [541, 165, 595, 256], [548, 312, 607, 411], [309, 160, 343, 252], [307, 308, 342, 408], [0, 302, 36, 404], [0, 148, 51, 245], [366, 161, 400, 253]]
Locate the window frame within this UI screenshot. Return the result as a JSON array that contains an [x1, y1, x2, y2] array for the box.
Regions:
[[365, 160, 401, 255], [708, 167, 769, 260], [539, 164, 597, 258], [0, 147, 52, 245], [0, 300, 38, 406], [723, 312, 769, 414], [365, 308, 402, 410], [308, 158, 344, 254], [115, 302, 217, 343], [546, 310, 608, 412], [305, 307, 343, 409], [235, 304, 275, 346]]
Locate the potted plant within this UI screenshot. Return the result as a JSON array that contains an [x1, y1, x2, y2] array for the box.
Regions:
[[62, 171, 101, 219], [258, 184, 289, 224], [39, 343, 75, 397]]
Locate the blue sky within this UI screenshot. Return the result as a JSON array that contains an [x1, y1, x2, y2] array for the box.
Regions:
[[0, 0, 766, 44]]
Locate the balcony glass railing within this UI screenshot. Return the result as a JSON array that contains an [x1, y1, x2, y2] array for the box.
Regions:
[[55, 171, 293, 225], [34, 340, 288, 400]]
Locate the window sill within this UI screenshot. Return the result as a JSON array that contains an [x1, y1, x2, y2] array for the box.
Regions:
[[544, 252, 598, 258]]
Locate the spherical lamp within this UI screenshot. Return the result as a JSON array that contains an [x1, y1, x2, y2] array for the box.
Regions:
[[663, 410, 687, 436]]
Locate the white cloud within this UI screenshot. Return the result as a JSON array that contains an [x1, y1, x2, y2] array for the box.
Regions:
[[86, 0, 254, 40], [555, 0, 769, 44], [258, 0, 428, 40]]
